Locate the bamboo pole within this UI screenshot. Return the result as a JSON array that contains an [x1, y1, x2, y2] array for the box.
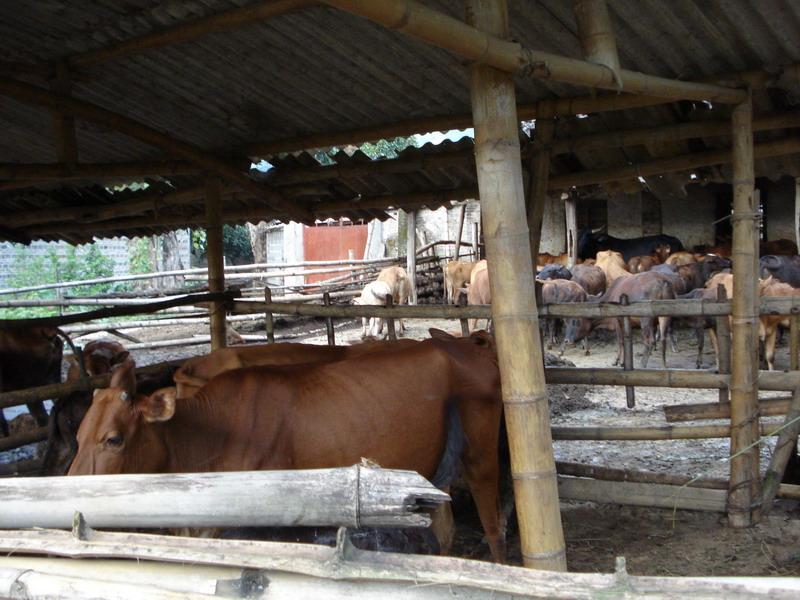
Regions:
[[564, 195, 578, 268], [453, 203, 466, 260], [552, 420, 782, 441], [205, 176, 227, 351], [716, 284, 732, 403], [323, 292, 336, 346], [384, 294, 397, 341], [664, 397, 792, 423], [0, 467, 448, 530], [0, 427, 48, 452], [69, 0, 314, 69], [620, 294, 635, 408], [49, 62, 78, 166], [573, 0, 621, 83], [472, 221, 480, 261], [556, 461, 728, 489], [0, 77, 310, 223], [466, 0, 564, 571], [458, 293, 470, 337], [551, 111, 800, 155], [526, 119, 554, 267], [761, 388, 800, 514], [791, 316, 800, 371], [548, 137, 800, 191], [406, 210, 417, 304], [728, 93, 760, 528], [264, 287, 275, 343], [322, 0, 744, 103]]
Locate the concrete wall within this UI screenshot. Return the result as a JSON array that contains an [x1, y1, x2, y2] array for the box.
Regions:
[[540, 195, 566, 255], [661, 185, 716, 249], [607, 192, 643, 238], [763, 176, 797, 242]]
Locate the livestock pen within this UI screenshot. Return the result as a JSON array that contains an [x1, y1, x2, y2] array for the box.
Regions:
[[1, 0, 800, 593]]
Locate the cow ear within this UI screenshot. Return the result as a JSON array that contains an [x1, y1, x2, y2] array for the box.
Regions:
[[140, 387, 177, 423], [111, 351, 130, 366], [429, 328, 456, 341], [110, 358, 136, 399], [469, 330, 493, 347]]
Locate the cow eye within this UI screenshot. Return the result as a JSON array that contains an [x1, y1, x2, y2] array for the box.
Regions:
[[104, 432, 124, 448]]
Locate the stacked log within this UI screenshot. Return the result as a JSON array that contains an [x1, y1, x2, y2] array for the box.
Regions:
[[414, 263, 445, 304]]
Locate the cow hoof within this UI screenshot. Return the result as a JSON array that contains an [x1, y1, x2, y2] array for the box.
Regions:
[[584, 350, 591, 356]]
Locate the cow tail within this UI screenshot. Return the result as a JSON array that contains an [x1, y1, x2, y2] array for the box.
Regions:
[[431, 404, 466, 489], [55, 328, 87, 379]]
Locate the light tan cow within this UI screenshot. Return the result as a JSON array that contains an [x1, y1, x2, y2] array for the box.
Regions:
[[595, 250, 629, 286], [443, 261, 478, 304], [354, 266, 412, 337], [665, 251, 697, 266], [467, 265, 491, 332], [759, 277, 800, 370]]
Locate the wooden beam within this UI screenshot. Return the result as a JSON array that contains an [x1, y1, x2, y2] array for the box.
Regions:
[[664, 397, 792, 422], [0, 160, 199, 181], [49, 62, 78, 165], [526, 119, 554, 267], [548, 136, 800, 190], [573, 0, 621, 83], [322, 0, 745, 103], [205, 176, 227, 350], [0, 76, 310, 222], [69, 0, 314, 69], [467, 0, 565, 571], [728, 93, 759, 528], [551, 111, 800, 155]]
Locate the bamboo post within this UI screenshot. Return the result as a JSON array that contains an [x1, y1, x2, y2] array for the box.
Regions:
[[620, 294, 635, 408], [323, 292, 336, 346], [728, 92, 760, 528], [264, 286, 275, 343], [453, 203, 466, 260], [406, 211, 417, 304], [205, 175, 227, 351], [564, 195, 578, 268], [526, 118, 555, 268], [472, 221, 480, 261], [762, 387, 800, 513], [791, 316, 799, 371], [573, 0, 621, 82], [716, 284, 732, 403], [384, 294, 397, 340], [458, 293, 470, 336], [466, 0, 565, 571]]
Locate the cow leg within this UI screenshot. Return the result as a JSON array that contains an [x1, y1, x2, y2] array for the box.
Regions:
[[361, 317, 369, 338], [640, 318, 654, 369], [659, 316, 670, 369], [613, 319, 623, 366], [694, 324, 705, 369], [709, 328, 720, 371], [766, 327, 778, 371], [428, 493, 455, 555]]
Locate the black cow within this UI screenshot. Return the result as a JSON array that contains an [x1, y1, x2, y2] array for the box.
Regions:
[[536, 264, 572, 281], [578, 230, 684, 262], [760, 255, 800, 288]]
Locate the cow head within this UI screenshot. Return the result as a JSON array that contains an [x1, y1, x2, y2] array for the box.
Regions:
[[67, 359, 173, 475]]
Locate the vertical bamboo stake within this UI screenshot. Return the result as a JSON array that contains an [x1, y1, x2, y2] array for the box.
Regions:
[[406, 211, 417, 304], [458, 292, 470, 336], [49, 62, 78, 165], [716, 284, 732, 403], [791, 316, 799, 371], [466, 0, 566, 571], [205, 175, 227, 350], [565, 195, 578, 268], [263, 286, 275, 343], [472, 221, 480, 261], [761, 387, 800, 514], [573, 0, 621, 79], [384, 294, 397, 340], [728, 92, 760, 527], [620, 294, 635, 408], [323, 292, 336, 346], [454, 203, 466, 260], [526, 119, 555, 268]]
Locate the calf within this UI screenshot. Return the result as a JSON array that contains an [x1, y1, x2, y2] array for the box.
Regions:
[[0, 327, 62, 436], [69, 330, 507, 562], [760, 255, 800, 288], [595, 250, 630, 286], [759, 278, 800, 370], [571, 263, 606, 296], [443, 261, 477, 304], [354, 266, 411, 338]]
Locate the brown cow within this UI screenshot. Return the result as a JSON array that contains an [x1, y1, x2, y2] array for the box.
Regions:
[[467, 265, 491, 333], [761, 239, 798, 256], [540, 279, 589, 353], [174, 339, 419, 399], [571, 263, 606, 296], [595, 250, 629, 286], [537, 252, 569, 267], [68, 330, 507, 562], [665, 251, 696, 267], [627, 255, 660, 273], [40, 340, 128, 476], [443, 261, 477, 304], [760, 277, 800, 370], [0, 327, 62, 436]]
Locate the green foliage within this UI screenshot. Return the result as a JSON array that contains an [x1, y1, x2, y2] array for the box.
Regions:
[[190, 225, 253, 264], [314, 136, 418, 165], [129, 237, 153, 274], [0, 243, 116, 319]]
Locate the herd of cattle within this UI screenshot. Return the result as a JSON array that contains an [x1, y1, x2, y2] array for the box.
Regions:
[[443, 231, 800, 371], [1, 230, 800, 560]]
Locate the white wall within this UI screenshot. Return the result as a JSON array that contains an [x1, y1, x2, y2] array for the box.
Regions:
[[661, 185, 716, 249]]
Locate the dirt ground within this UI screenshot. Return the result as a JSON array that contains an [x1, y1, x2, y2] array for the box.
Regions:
[[3, 313, 800, 576]]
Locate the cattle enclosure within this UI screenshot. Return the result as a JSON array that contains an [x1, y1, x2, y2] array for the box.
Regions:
[[2, 0, 800, 594]]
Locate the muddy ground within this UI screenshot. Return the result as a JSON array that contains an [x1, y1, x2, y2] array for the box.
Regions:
[[3, 313, 800, 576]]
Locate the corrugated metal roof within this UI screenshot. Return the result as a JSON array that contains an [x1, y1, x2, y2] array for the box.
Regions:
[[0, 0, 798, 241]]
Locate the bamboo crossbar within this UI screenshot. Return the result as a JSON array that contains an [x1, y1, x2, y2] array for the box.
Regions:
[[552, 420, 783, 441], [0, 427, 48, 452], [322, 0, 745, 103], [664, 397, 793, 422]]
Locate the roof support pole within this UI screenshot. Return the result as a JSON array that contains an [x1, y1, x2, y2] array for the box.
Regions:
[[48, 62, 78, 166], [406, 210, 417, 305], [728, 93, 760, 527], [572, 0, 621, 86], [466, 0, 566, 570], [526, 119, 555, 267], [205, 176, 228, 351], [322, 0, 745, 103]]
